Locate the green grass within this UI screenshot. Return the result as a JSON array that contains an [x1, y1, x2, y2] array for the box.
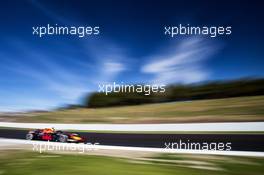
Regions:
[[1, 95, 264, 124], [0, 150, 264, 175]]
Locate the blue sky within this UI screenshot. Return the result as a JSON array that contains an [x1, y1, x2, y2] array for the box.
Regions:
[[0, 0, 263, 112]]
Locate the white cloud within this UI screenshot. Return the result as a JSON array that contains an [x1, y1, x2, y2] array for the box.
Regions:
[[93, 60, 126, 84], [85, 42, 129, 83], [0, 39, 129, 112], [142, 37, 218, 84], [103, 62, 125, 74]]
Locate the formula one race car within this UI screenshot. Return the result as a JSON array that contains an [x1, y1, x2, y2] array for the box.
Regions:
[[26, 128, 85, 143]]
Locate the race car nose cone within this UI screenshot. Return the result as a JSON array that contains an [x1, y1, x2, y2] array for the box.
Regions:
[[72, 136, 82, 140]]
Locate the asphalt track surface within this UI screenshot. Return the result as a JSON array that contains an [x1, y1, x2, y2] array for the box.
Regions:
[[0, 129, 263, 152]]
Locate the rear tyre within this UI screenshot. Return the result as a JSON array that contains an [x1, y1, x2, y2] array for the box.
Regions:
[[26, 133, 34, 140]]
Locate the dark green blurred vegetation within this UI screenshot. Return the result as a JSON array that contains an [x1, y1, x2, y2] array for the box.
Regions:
[[86, 79, 264, 108]]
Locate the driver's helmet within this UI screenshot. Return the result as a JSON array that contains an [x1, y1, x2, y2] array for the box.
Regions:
[[43, 128, 55, 134]]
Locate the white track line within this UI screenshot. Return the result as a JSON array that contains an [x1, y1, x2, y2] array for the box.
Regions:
[[0, 122, 264, 131], [1, 138, 264, 157]]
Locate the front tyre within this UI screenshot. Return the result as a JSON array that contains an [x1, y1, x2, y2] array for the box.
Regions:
[[58, 135, 68, 142]]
